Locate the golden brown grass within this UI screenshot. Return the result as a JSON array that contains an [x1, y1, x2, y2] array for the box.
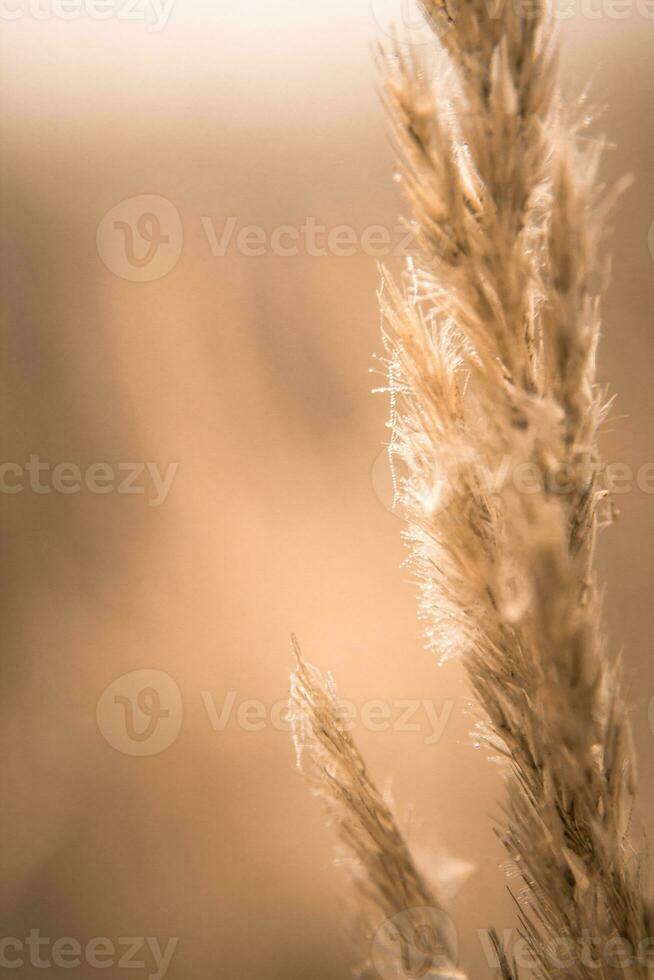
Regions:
[[289, 636, 464, 978], [290, 2, 651, 977]]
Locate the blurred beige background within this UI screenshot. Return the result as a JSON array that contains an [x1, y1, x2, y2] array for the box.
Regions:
[[0, 2, 652, 977]]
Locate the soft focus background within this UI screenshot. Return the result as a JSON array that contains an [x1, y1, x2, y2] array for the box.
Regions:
[[0, 2, 652, 977]]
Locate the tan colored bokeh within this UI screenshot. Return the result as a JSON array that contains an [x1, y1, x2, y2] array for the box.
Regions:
[[0, 4, 652, 977]]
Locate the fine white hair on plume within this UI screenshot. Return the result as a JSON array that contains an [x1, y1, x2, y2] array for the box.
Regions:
[[290, 2, 650, 976]]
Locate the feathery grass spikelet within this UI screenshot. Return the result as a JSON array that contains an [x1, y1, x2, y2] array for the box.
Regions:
[[291, 3, 650, 975], [288, 636, 465, 978], [378, 3, 651, 976]]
